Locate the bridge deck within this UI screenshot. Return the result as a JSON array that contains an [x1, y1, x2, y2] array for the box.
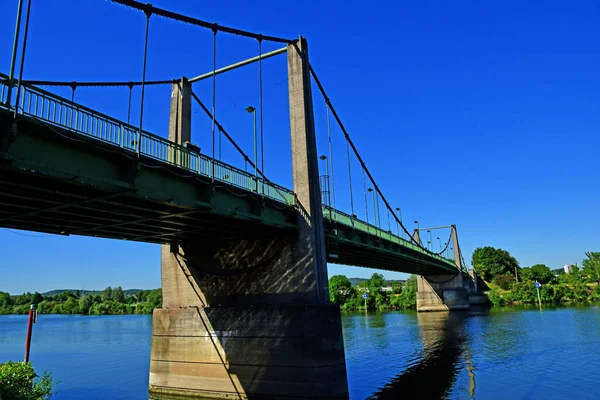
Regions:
[[0, 76, 458, 275]]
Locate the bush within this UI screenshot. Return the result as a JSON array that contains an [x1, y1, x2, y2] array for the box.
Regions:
[[492, 274, 516, 290], [0, 361, 54, 399]]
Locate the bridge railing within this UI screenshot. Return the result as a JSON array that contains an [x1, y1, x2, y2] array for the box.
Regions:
[[0, 74, 295, 206], [0, 74, 9, 106], [324, 206, 455, 266]]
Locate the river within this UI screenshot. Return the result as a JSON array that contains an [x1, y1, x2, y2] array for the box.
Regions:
[[1, 305, 599, 399]]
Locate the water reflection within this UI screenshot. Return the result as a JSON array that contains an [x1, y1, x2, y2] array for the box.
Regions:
[[369, 312, 469, 400]]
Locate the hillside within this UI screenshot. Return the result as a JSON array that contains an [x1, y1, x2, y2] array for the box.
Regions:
[[40, 289, 147, 297]]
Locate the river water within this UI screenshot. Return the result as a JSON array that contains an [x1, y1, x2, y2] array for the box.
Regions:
[[1, 305, 599, 399]]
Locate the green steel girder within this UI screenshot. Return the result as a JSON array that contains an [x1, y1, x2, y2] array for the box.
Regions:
[[326, 222, 460, 276], [0, 110, 297, 243]]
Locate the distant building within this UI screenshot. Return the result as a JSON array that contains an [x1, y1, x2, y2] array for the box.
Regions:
[[564, 264, 574, 274], [381, 286, 393, 292]]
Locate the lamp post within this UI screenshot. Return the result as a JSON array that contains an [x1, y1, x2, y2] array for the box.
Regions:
[[367, 188, 377, 228], [427, 230, 433, 250], [320, 155, 332, 218], [245, 106, 257, 192], [427, 240, 431, 250], [437, 236, 442, 251]]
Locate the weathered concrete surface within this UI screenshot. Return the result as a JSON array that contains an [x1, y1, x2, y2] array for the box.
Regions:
[[287, 36, 329, 302], [150, 41, 348, 399], [416, 274, 470, 312], [149, 306, 348, 399], [416, 226, 470, 312]]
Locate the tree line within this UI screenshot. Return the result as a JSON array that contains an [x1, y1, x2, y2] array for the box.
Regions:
[[328, 273, 418, 310], [472, 246, 600, 305], [0, 286, 162, 315]]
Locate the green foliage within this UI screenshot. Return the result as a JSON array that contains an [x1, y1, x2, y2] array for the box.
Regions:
[[111, 287, 125, 303], [101, 287, 113, 302], [529, 264, 555, 284], [582, 252, 600, 284], [0, 361, 54, 400], [1, 288, 162, 316], [328, 275, 355, 305], [329, 274, 417, 311], [472, 246, 519, 281], [31, 292, 44, 305], [492, 274, 515, 290]]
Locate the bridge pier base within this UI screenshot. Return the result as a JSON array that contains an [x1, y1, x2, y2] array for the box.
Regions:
[[416, 274, 470, 312], [150, 305, 347, 399]]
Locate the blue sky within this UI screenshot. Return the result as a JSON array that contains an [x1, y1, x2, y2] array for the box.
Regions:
[[1, 0, 599, 294]]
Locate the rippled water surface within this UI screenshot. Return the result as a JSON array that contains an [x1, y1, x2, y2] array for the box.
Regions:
[[1, 305, 599, 399]]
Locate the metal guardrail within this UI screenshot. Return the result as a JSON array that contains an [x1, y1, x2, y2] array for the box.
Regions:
[[0, 74, 458, 268], [0, 74, 295, 206], [323, 206, 456, 266]]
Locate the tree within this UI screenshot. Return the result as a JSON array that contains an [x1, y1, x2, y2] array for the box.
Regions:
[[582, 252, 600, 284], [31, 292, 44, 305], [529, 264, 554, 284], [102, 287, 113, 301], [520, 267, 533, 281], [79, 295, 94, 315], [328, 275, 354, 305], [0, 361, 54, 400], [0, 292, 12, 307], [112, 286, 125, 303], [472, 246, 520, 281]]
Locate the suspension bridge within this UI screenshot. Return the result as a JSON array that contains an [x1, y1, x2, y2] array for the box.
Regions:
[[0, 0, 479, 399]]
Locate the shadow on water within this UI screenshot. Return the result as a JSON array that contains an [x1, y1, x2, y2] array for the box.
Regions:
[[369, 312, 469, 400]]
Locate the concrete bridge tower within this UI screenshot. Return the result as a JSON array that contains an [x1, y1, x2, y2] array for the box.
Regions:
[[416, 225, 471, 311], [148, 37, 349, 399]]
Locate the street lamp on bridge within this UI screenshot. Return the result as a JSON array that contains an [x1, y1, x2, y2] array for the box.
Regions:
[[427, 230, 433, 250], [395, 207, 402, 237], [437, 236, 442, 252], [245, 106, 257, 192], [319, 155, 332, 216], [367, 188, 377, 229]]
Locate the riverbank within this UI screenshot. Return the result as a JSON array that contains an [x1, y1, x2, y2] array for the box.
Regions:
[[0, 288, 161, 316], [485, 281, 600, 306]]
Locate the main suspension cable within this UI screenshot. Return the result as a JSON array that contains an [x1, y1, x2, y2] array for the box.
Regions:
[[111, 0, 297, 44], [308, 63, 435, 254]]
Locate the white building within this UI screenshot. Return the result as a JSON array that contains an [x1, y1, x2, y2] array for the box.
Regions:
[[564, 264, 574, 274]]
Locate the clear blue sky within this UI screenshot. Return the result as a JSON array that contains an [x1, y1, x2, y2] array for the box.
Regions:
[[1, 0, 599, 294]]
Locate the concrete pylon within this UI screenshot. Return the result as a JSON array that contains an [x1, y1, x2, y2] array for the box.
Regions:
[[416, 225, 470, 312], [167, 77, 191, 167], [288, 36, 329, 302], [149, 41, 348, 399]]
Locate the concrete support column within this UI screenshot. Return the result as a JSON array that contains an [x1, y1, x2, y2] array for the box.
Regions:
[[149, 39, 348, 399], [416, 225, 470, 312], [167, 77, 191, 167], [287, 36, 329, 302]]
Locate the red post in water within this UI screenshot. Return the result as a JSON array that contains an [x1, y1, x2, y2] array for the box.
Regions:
[[24, 304, 36, 363]]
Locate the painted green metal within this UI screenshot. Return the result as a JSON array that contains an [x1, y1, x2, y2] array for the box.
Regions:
[[323, 205, 456, 268], [0, 73, 458, 273], [0, 73, 295, 206]]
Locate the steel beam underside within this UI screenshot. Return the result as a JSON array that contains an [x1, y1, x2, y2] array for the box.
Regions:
[[0, 111, 297, 244]]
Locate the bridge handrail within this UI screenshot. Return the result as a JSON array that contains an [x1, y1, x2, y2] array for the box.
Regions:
[[324, 205, 454, 266], [0, 75, 295, 206]]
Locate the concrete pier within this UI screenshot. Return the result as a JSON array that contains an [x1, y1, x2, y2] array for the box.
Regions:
[[149, 38, 349, 399], [416, 226, 471, 312]]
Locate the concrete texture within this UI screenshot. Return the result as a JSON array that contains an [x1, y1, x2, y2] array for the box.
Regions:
[[287, 37, 329, 302], [150, 39, 349, 399], [416, 225, 471, 312], [149, 306, 348, 399]]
